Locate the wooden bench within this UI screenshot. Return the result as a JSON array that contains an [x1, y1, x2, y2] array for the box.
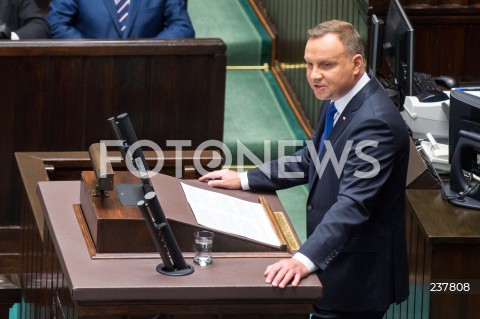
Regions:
[[0, 39, 226, 226]]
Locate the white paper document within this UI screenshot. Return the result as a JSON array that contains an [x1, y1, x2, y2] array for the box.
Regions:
[[180, 183, 281, 247]]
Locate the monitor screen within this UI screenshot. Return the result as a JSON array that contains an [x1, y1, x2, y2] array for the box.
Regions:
[[368, 14, 384, 76], [448, 90, 480, 175], [383, 0, 414, 102]]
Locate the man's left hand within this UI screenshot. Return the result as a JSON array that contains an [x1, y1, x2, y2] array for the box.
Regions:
[[264, 258, 310, 288]]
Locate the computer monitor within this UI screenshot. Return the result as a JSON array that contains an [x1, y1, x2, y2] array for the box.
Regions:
[[445, 89, 480, 209], [383, 0, 414, 102], [368, 14, 384, 76], [448, 90, 480, 169]]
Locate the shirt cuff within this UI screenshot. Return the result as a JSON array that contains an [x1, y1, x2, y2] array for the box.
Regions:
[[240, 171, 250, 190], [293, 252, 318, 273], [11, 32, 19, 40]]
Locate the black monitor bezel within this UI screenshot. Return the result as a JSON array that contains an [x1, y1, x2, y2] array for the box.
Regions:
[[368, 14, 384, 76], [383, 0, 414, 100], [448, 90, 480, 172]]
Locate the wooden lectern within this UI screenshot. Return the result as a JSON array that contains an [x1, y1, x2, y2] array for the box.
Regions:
[[78, 170, 301, 257], [17, 151, 323, 319]]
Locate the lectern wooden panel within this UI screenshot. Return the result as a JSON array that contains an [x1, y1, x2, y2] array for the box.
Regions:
[[79, 171, 300, 255]]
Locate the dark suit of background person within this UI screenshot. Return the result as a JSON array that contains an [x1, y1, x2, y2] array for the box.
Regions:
[[46, 0, 195, 39], [200, 20, 410, 319], [0, 0, 50, 39]]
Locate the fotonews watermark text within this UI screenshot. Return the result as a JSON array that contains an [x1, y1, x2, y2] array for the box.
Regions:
[[99, 139, 381, 179]]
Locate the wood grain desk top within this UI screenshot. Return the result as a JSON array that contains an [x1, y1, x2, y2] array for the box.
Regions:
[[406, 189, 480, 244], [36, 180, 323, 302]]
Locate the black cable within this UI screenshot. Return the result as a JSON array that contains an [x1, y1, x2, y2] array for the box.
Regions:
[[463, 174, 480, 197], [416, 143, 462, 201]]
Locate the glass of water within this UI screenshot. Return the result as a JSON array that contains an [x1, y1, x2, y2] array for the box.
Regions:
[[194, 230, 214, 266]]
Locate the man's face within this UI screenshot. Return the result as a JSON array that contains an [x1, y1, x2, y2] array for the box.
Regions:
[[304, 34, 363, 101]]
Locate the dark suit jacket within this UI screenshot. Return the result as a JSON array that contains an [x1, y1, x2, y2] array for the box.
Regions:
[[0, 0, 50, 38], [46, 0, 195, 39], [247, 75, 410, 312]]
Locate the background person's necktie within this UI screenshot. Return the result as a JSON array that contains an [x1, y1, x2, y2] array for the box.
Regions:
[[319, 102, 337, 152], [115, 0, 130, 32]]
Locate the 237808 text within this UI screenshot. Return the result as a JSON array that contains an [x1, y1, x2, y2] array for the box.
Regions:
[[430, 282, 471, 293]]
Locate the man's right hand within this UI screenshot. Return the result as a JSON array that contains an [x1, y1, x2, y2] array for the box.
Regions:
[[199, 169, 242, 189]]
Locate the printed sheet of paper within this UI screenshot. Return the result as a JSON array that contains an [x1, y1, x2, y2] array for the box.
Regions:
[[180, 183, 281, 247]]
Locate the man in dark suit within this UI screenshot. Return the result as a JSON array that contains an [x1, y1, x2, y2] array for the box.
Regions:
[[0, 0, 50, 39], [200, 20, 409, 319], [46, 0, 195, 39]]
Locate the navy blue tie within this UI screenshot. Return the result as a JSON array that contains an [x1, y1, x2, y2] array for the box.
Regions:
[[319, 102, 337, 152], [115, 0, 129, 33]]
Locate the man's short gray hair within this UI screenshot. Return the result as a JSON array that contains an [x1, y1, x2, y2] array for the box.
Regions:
[[308, 20, 365, 58]]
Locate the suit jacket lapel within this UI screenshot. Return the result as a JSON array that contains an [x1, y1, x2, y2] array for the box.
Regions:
[[124, 0, 142, 38], [309, 74, 380, 187], [103, 0, 123, 37], [308, 100, 329, 188]]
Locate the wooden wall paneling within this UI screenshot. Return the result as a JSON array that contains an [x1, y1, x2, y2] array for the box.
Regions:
[[410, 199, 430, 319], [385, 196, 432, 319], [407, 0, 438, 6], [0, 226, 20, 272], [429, 244, 480, 319], [42, 228, 55, 318], [415, 220, 430, 319], [428, 246, 462, 319], [411, 13, 480, 82], [1, 56, 21, 226], [19, 205, 74, 319], [81, 55, 148, 145], [0, 39, 226, 225], [433, 24, 465, 78], [145, 54, 226, 146], [463, 244, 480, 314], [407, 204, 419, 319], [463, 24, 480, 83], [0, 224, 21, 316], [21, 196, 38, 319], [410, 201, 422, 319], [397, 202, 414, 319], [410, 17, 466, 79], [437, 0, 469, 5]]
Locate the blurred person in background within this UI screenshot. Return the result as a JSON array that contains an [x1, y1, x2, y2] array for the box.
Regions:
[[0, 0, 50, 40], [47, 0, 195, 39]]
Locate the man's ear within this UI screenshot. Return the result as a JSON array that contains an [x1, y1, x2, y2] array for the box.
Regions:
[[352, 54, 364, 73]]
